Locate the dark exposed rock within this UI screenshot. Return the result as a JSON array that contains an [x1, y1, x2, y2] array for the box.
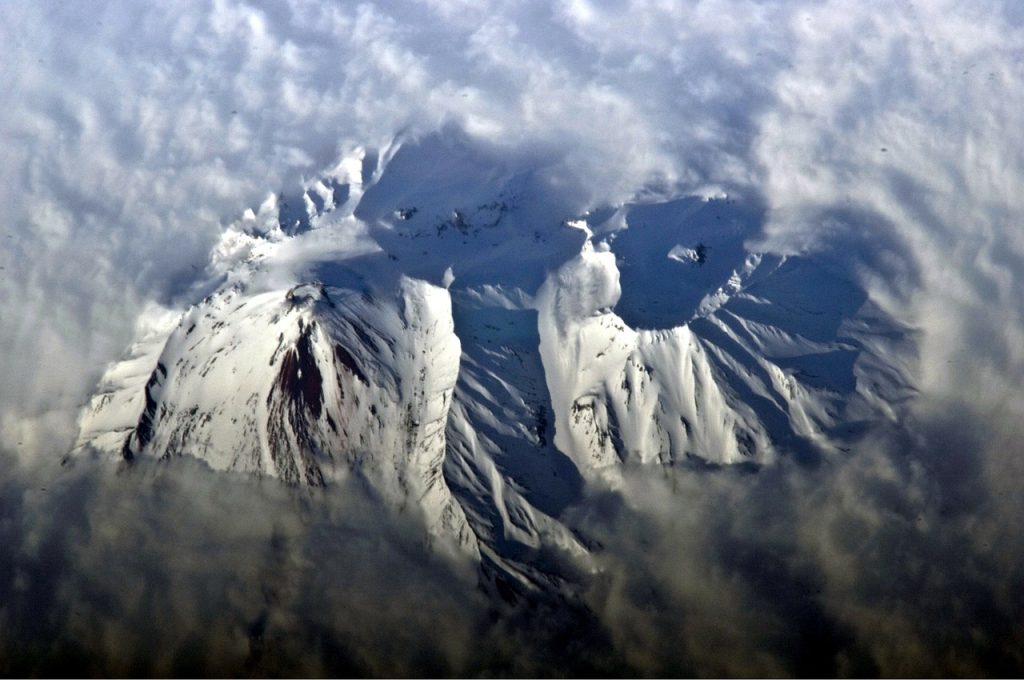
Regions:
[[334, 343, 368, 384], [273, 321, 324, 420], [125, 361, 166, 459], [265, 320, 331, 486]]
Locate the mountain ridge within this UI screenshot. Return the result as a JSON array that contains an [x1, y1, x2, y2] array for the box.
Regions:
[[73, 128, 917, 590]]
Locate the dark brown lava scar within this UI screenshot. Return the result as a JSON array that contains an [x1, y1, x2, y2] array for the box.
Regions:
[[275, 322, 324, 419]]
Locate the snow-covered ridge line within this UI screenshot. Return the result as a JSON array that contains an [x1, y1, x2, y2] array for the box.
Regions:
[[74, 128, 917, 585]]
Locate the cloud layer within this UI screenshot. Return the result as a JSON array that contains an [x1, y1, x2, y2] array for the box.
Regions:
[[2, 0, 1024, 675]]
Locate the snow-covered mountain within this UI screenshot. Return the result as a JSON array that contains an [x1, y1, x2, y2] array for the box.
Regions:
[[74, 128, 916, 588]]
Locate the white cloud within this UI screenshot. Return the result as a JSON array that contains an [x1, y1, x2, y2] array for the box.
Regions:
[[3, 0, 1024, 674], [751, 0, 1024, 418], [2, 0, 795, 449]]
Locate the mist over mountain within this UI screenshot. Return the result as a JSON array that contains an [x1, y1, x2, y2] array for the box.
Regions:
[[3, 0, 1024, 676]]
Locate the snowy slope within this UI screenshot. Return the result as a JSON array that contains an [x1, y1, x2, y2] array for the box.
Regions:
[[75, 128, 916, 584]]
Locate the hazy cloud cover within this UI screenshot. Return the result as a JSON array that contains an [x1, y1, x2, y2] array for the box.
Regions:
[[2, 0, 774, 450], [2, 0, 1024, 675]]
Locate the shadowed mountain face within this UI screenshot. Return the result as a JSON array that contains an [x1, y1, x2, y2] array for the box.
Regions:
[[74, 128, 915, 593], [612, 196, 768, 329]]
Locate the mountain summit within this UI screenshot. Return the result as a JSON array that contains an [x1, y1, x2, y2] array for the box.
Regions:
[[75, 128, 915, 589]]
